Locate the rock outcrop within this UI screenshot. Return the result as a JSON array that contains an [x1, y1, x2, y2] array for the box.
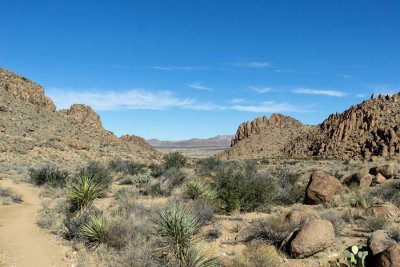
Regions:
[[0, 67, 161, 169], [376, 244, 400, 267], [289, 219, 335, 257], [304, 171, 342, 205], [219, 114, 311, 160]]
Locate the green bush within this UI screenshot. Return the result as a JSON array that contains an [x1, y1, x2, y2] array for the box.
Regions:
[[363, 216, 388, 232], [65, 207, 103, 240], [67, 175, 106, 213], [109, 159, 145, 176], [149, 163, 165, 178], [78, 161, 112, 189], [370, 181, 400, 207], [213, 169, 277, 212], [164, 152, 187, 169], [273, 170, 305, 206], [196, 157, 222, 176], [29, 165, 69, 187]]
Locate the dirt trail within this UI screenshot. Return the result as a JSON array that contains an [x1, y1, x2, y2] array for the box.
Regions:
[[0, 179, 74, 267]]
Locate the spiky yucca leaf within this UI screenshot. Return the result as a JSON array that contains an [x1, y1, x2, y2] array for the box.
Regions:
[[183, 245, 221, 267], [183, 180, 217, 202], [80, 215, 109, 246], [68, 176, 106, 213], [153, 203, 200, 261]]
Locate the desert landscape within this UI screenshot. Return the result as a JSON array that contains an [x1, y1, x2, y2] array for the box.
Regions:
[[1, 1, 399, 267]]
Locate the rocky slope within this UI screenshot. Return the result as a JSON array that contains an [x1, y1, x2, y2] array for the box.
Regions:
[[221, 93, 400, 160], [219, 114, 312, 160], [0, 67, 162, 170], [286, 93, 400, 160]]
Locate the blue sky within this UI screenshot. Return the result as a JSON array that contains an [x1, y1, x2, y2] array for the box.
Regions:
[[1, 0, 399, 140]]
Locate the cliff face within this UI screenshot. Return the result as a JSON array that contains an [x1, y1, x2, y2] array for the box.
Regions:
[[0, 67, 162, 169]]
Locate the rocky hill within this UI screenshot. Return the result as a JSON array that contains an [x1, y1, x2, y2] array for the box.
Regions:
[[0, 67, 162, 170], [286, 93, 400, 160], [221, 94, 400, 160], [219, 114, 312, 160]]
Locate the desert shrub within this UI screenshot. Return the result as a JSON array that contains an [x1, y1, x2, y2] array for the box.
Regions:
[[67, 175, 106, 213], [213, 169, 277, 212], [370, 181, 400, 207], [36, 200, 66, 231], [388, 226, 400, 242], [80, 215, 109, 247], [152, 203, 199, 262], [29, 165, 69, 187], [232, 244, 281, 267], [189, 199, 215, 225], [348, 189, 374, 209], [109, 159, 145, 176], [362, 216, 388, 232], [145, 167, 188, 196], [273, 170, 305, 205], [245, 216, 300, 247], [320, 209, 346, 236], [0, 187, 22, 204], [65, 207, 103, 240], [206, 228, 222, 241], [78, 161, 112, 189], [164, 152, 187, 169], [196, 157, 222, 176], [183, 179, 218, 203], [149, 163, 165, 178]]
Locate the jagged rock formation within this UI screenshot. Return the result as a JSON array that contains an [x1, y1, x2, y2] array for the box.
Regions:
[[286, 93, 400, 159], [219, 114, 311, 160], [222, 93, 400, 160], [0, 67, 162, 170]]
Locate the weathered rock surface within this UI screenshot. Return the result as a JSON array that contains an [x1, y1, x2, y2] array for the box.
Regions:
[[224, 92, 400, 160], [368, 230, 396, 256], [343, 172, 372, 188], [304, 171, 342, 205], [289, 219, 335, 257], [376, 244, 400, 267], [285, 210, 314, 225], [367, 202, 400, 219], [219, 114, 311, 160], [0, 67, 162, 169]]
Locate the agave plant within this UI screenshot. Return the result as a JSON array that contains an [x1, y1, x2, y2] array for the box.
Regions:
[[183, 180, 218, 202], [152, 203, 200, 262], [80, 215, 109, 246], [68, 175, 106, 213]]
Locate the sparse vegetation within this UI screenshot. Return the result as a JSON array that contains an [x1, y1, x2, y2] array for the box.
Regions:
[[78, 161, 112, 189], [29, 165, 69, 188], [164, 152, 187, 169], [0, 187, 22, 204], [362, 215, 388, 232]]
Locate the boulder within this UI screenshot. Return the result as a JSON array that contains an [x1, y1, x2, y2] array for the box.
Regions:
[[376, 244, 400, 267], [285, 210, 313, 225], [374, 173, 387, 184], [368, 230, 396, 255], [343, 172, 372, 188], [304, 171, 342, 205], [368, 202, 400, 219], [378, 164, 395, 179], [289, 219, 335, 257]]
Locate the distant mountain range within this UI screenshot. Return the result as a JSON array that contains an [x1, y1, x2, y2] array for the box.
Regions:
[[147, 135, 233, 148]]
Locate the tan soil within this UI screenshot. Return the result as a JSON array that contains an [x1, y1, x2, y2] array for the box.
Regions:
[[0, 179, 74, 267]]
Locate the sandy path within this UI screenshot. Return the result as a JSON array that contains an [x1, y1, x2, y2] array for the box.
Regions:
[[0, 179, 73, 267]]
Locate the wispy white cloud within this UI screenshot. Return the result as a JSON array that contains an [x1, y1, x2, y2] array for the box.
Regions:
[[231, 62, 271, 68], [47, 88, 312, 114], [249, 86, 273, 94], [228, 98, 246, 104], [293, 88, 346, 97], [188, 82, 213, 91], [47, 88, 194, 111], [231, 101, 304, 113], [151, 66, 208, 71]]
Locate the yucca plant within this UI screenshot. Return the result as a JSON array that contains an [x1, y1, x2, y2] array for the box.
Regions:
[[68, 175, 106, 213], [183, 245, 220, 267], [80, 215, 109, 247], [153, 203, 200, 263], [183, 180, 217, 202]]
